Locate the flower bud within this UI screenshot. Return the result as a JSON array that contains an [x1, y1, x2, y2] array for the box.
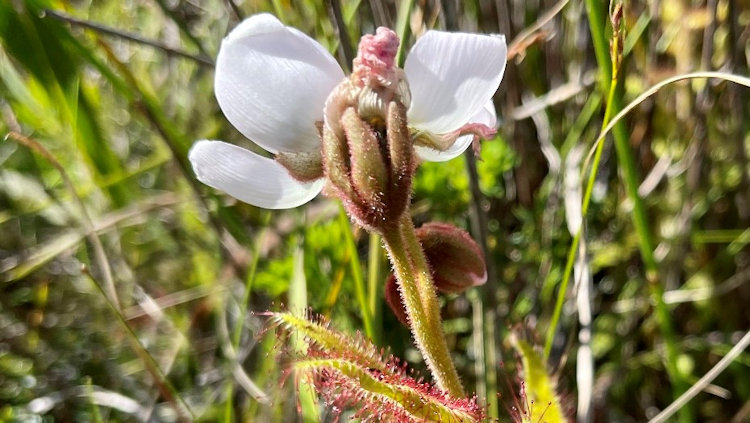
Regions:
[[385, 222, 487, 325], [341, 107, 388, 206], [417, 222, 487, 293], [384, 101, 413, 222], [319, 30, 414, 231]]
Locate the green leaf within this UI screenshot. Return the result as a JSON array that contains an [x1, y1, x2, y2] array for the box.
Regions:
[[271, 312, 482, 422], [511, 335, 567, 423]]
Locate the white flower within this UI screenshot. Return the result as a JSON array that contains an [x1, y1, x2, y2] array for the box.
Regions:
[[189, 13, 507, 209]]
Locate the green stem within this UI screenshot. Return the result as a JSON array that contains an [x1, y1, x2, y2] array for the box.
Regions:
[[543, 45, 624, 350], [545, 28, 622, 359], [380, 215, 464, 397], [394, 0, 415, 67]]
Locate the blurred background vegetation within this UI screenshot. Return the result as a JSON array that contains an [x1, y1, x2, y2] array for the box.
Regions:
[[1, 0, 749, 422]]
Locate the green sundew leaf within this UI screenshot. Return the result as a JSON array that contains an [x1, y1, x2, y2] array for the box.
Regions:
[[510, 336, 567, 423], [295, 358, 481, 423], [269, 312, 386, 372]]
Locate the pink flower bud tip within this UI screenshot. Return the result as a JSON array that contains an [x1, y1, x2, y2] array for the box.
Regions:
[[352, 27, 400, 88]]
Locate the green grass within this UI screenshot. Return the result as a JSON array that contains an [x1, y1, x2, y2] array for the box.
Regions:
[[2, 0, 750, 421]]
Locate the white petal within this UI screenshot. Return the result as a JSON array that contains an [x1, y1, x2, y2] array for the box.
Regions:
[[405, 31, 506, 134], [415, 101, 497, 162], [215, 14, 345, 154], [189, 140, 324, 209]]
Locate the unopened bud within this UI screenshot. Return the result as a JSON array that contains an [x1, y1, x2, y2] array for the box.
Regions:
[[385, 101, 414, 221], [385, 222, 487, 325], [341, 107, 388, 205], [609, 1, 624, 74], [610, 2, 622, 31], [418, 222, 487, 293]]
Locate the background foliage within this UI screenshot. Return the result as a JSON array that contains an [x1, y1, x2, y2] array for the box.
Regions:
[[1, 0, 749, 422]]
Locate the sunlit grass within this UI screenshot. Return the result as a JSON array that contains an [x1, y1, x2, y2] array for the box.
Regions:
[[2, 0, 749, 422]]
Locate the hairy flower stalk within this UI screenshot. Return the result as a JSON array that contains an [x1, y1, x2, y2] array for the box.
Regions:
[[320, 29, 469, 396], [381, 215, 466, 397]]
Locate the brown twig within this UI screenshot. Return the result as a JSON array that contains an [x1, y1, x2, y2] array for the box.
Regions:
[[507, 0, 568, 61], [43, 9, 214, 67], [327, 0, 355, 73]]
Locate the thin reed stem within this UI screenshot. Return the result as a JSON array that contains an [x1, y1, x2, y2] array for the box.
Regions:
[[43, 9, 213, 66], [582, 4, 688, 419]]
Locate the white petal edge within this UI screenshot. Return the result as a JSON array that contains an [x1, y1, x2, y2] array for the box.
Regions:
[[415, 100, 497, 162], [189, 140, 324, 209], [215, 13, 344, 154], [405, 31, 506, 135]]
